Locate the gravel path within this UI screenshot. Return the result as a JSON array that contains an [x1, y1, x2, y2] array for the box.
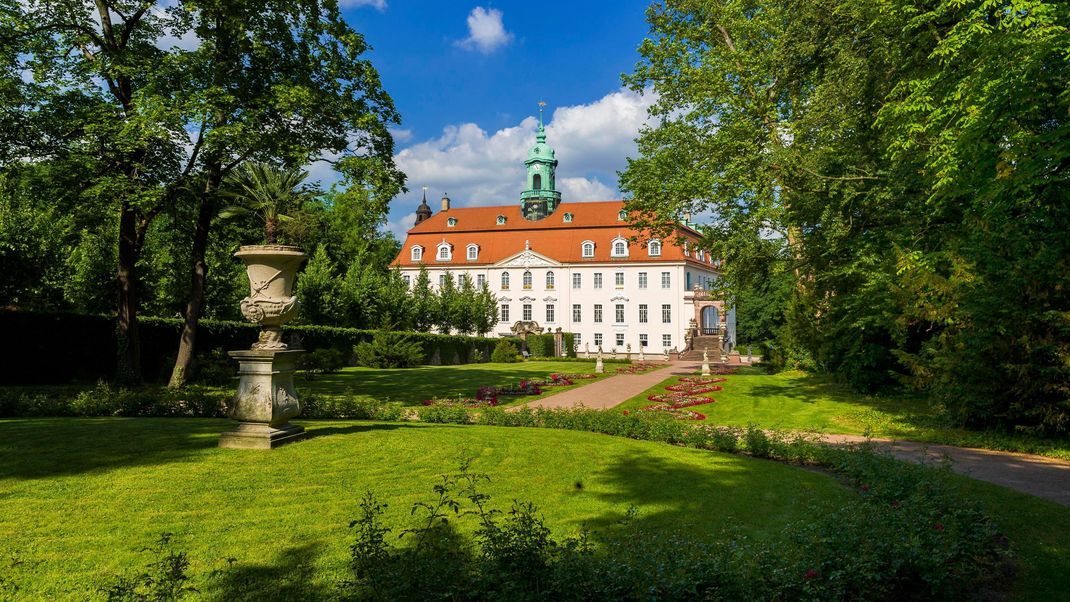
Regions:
[[518, 361, 1070, 506]]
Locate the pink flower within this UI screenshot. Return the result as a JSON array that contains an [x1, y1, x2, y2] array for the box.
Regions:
[[933, 523, 945, 532], [805, 569, 819, 580], [891, 500, 900, 509], [861, 484, 870, 492]]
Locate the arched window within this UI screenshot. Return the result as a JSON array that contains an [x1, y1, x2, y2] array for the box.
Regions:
[[611, 237, 628, 258], [581, 241, 595, 258], [648, 240, 662, 257], [523, 270, 533, 289], [501, 272, 510, 290], [466, 244, 479, 261], [411, 246, 424, 261], [533, 174, 542, 190], [545, 271, 555, 289], [436, 242, 452, 261]]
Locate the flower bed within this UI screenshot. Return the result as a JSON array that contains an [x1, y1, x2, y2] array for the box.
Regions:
[[638, 375, 725, 420], [422, 396, 498, 408], [615, 362, 663, 374]]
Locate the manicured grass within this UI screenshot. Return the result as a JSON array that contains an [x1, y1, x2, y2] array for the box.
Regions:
[[0, 417, 845, 598], [298, 360, 608, 406], [618, 368, 1070, 460]]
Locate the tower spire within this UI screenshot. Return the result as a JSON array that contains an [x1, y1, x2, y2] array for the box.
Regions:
[[521, 101, 560, 220], [536, 100, 547, 142]]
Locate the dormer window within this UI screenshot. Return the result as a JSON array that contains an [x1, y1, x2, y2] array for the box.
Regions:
[[436, 242, 452, 261], [466, 244, 479, 261], [563, 212, 573, 223], [447, 217, 457, 227], [581, 241, 595, 258], [648, 240, 662, 257], [496, 215, 507, 225], [617, 210, 627, 221], [611, 237, 629, 258], [411, 246, 424, 261]]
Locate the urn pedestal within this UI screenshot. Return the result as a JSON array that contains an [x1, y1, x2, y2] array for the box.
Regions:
[[219, 349, 307, 449]]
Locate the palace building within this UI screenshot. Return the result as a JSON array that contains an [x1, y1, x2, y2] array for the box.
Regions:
[[393, 115, 736, 356]]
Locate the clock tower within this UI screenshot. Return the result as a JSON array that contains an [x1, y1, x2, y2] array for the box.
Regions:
[[521, 102, 561, 220]]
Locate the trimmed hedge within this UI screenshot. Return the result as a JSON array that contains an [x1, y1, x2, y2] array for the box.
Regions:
[[0, 311, 498, 385]]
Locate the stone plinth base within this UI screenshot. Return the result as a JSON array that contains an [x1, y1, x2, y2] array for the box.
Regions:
[[219, 422, 307, 449], [221, 348, 306, 450]]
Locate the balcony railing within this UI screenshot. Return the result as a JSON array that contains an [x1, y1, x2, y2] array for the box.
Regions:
[[520, 189, 562, 202]]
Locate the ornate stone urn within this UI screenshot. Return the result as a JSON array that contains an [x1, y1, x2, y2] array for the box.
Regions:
[[220, 244, 308, 450]]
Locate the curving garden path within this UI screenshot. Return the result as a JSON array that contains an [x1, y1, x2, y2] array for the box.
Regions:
[[521, 361, 1070, 507]]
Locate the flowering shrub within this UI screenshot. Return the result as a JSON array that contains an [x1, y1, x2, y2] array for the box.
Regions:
[[615, 362, 663, 374], [421, 396, 498, 408]]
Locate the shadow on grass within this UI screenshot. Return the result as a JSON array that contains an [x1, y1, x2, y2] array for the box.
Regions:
[[206, 542, 334, 601], [301, 421, 417, 440], [0, 417, 228, 480], [575, 448, 836, 542]]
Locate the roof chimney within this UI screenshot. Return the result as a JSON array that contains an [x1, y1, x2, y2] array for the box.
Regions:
[[441, 193, 451, 212], [683, 212, 692, 225]]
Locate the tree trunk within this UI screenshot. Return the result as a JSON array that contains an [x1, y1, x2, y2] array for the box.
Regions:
[[116, 204, 142, 383], [168, 167, 222, 388]]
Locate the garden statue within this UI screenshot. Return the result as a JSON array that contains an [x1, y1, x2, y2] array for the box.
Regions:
[[702, 346, 711, 376], [218, 163, 311, 449], [638, 345, 645, 362], [595, 346, 604, 373], [663, 347, 670, 362], [584, 342, 590, 358]]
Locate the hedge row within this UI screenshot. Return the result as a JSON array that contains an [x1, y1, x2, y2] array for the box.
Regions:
[[0, 311, 502, 385]]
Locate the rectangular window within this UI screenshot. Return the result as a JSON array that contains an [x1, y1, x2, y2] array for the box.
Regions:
[[572, 304, 581, 322], [523, 304, 532, 321], [639, 304, 648, 323], [572, 273, 581, 289], [594, 333, 603, 347], [615, 272, 624, 288], [477, 274, 486, 287], [662, 334, 672, 348], [438, 274, 447, 287], [662, 304, 672, 323], [615, 303, 625, 324], [593, 304, 603, 323], [500, 304, 510, 323], [546, 304, 555, 323], [574, 333, 581, 350], [615, 333, 625, 347], [661, 271, 671, 289], [639, 334, 648, 347], [594, 273, 603, 289], [638, 272, 647, 289], [402, 275, 411, 287]]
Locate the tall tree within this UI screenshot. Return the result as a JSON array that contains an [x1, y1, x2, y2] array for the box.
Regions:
[[166, 1, 403, 387], [411, 266, 436, 332]]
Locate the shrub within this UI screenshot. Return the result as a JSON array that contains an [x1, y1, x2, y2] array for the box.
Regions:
[[354, 331, 424, 369], [299, 348, 346, 379], [490, 339, 520, 363]]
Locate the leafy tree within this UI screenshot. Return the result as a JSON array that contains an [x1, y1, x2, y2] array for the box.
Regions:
[[435, 273, 459, 335], [453, 274, 477, 335], [411, 267, 437, 333], [473, 281, 499, 337], [295, 245, 342, 326]]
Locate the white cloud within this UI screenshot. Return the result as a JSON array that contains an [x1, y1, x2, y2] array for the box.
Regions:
[[340, 0, 387, 9], [387, 88, 657, 236], [455, 7, 513, 54], [388, 127, 413, 143]]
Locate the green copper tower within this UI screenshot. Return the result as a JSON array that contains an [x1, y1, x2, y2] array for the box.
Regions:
[[521, 102, 561, 220]]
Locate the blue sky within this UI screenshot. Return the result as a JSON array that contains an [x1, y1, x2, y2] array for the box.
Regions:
[[325, 1, 657, 235]]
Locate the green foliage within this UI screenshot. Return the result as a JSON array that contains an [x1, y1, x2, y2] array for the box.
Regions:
[[100, 533, 197, 601], [524, 333, 557, 358], [218, 163, 313, 245], [622, 0, 1070, 433], [354, 331, 424, 369], [490, 339, 521, 364], [299, 348, 347, 379]]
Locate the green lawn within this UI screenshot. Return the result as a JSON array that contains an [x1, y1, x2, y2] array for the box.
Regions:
[[0, 417, 843, 599], [618, 368, 1070, 460], [298, 360, 608, 406]]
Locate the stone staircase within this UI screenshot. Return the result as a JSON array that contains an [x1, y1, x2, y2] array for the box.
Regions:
[[680, 335, 722, 361]]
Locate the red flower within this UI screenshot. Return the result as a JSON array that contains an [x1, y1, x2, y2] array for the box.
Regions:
[[891, 500, 900, 509], [861, 484, 870, 492], [422, 400, 433, 406], [933, 523, 945, 532], [622, 410, 630, 415], [804, 569, 820, 580]]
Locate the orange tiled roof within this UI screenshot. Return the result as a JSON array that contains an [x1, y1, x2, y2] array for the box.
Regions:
[[393, 200, 717, 268]]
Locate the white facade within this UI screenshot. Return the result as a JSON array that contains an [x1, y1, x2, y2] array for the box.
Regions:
[[400, 247, 733, 354]]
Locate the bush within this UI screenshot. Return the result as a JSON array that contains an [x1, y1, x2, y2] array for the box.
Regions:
[[299, 348, 346, 379], [490, 339, 520, 363], [354, 331, 424, 369]]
